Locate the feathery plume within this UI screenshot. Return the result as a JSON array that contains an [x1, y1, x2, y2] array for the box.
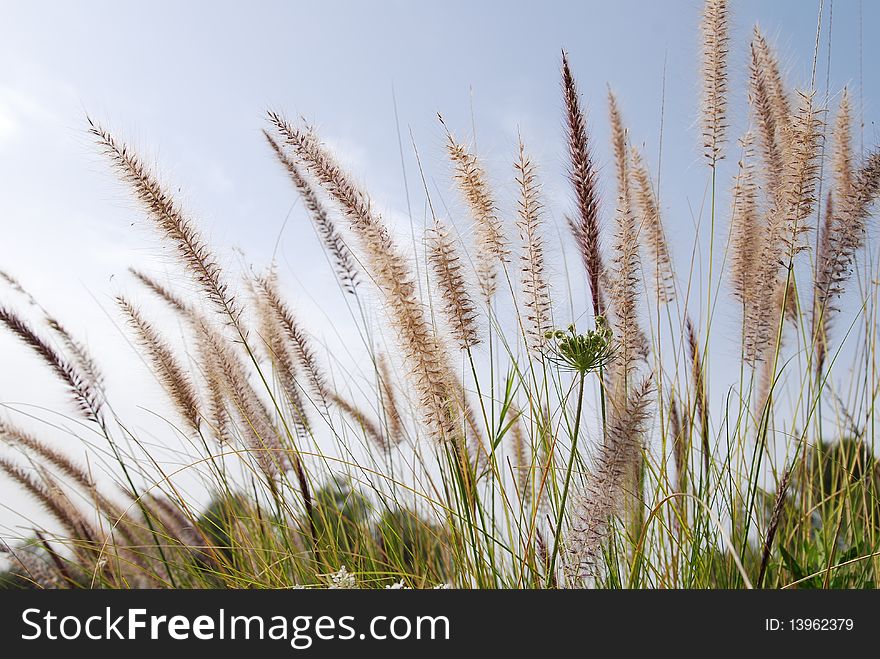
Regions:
[[813, 150, 880, 372], [426, 218, 481, 349], [255, 273, 329, 410], [0, 275, 107, 402], [669, 395, 689, 531], [263, 130, 360, 294], [196, 320, 289, 481], [606, 100, 647, 381], [608, 90, 630, 204], [813, 191, 835, 375], [0, 426, 131, 533], [824, 151, 880, 289], [44, 318, 104, 395], [608, 203, 647, 382], [729, 132, 761, 304], [0, 422, 94, 492], [459, 386, 488, 475], [630, 146, 675, 303], [686, 318, 710, 476], [562, 51, 605, 318], [514, 140, 552, 352], [833, 89, 854, 207], [377, 354, 404, 446], [506, 405, 531, 505], [0, 307, 103, 424], [89, 120, 241, 327], [669, 397, 688, 494], [745, 91, 823, 362], [754, 343, 776, 424], [0, 458, 98, 543], [117, 296, 201, 434], [143, 495, 203, 549], [199, 342, 232, 445], [757, 463, 793, 587], [268, 112, 458, 441], [749, 40, 785, 202], [134, 271, 224, 440], [208, 278, 315, 537], [442, 120, 509, 301], [777, 278, 798, 325], [566, 376, 653, 584], [252, 281, 312, 437], [37, 466, 101, 548], [701, 0, 729, 166], [752, 27, 793, 160], [0, 270, 33, 301], [129, 269, 192, 315], [331, 393, 388, 452], [781, 92, 823, 248]]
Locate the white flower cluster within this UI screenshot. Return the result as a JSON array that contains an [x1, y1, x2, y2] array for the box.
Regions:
[[384, 580, 451, 589], [327, 565, 357, 589], [322, 569, 451, 590]]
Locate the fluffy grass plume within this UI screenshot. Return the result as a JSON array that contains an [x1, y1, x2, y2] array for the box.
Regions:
[[2, 2, 880, 593]]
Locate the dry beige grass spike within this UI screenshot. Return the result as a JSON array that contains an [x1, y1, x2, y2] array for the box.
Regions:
[[669, 397, 688, 500], [255, 273, 330, 410], [196, 318, 289, 481], [117, 296, 201, 435], [813, 191, 835, 374], [442, 118, 509, 302], [608, 195, 648, 384], [686, 317, 709, 476], [782, 91, 823, 248], [377, 354, 404, 446], [701, 0, 729, 167], [813, 93, 854, 374], [196, 332, 232, 446], [745, 90, 823, 363], [263, 130, 360, 294], [426, 217, 481, 350], [514, 139, 552, 353], [833, 88, 854, 203], [752, 27, 793, 162], [44, 317, 105, 396], [129, 268, 193, 315], [608, 89, 630, 204], [749, 38, 786, 203], [131, 270, 230, 443], [506, 404, 531, 506], [268, 112, 459, 443], [630, 145, 675, 304], [565, 376, 653, 585], [606, 95, 648, 382], [729, 132, 761, 306], [0, 306, 104, 424], [0, 422, 95, 492], [252, 273, 313, 437], [0, 457, 99, 545], [813, 150, 880, 372], [331, 393, 388, 452], [89, 119, 242, 331]]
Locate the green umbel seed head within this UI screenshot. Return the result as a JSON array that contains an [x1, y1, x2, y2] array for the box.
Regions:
[[543, 316, 614, 375]]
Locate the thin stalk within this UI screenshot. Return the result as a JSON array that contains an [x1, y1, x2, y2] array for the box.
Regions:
[[546, 371, 587, 586]]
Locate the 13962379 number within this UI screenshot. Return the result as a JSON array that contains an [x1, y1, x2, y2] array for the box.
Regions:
[[790, 618, 854, 631]]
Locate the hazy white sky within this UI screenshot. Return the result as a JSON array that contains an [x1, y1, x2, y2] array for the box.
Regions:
[[0, 0, 877, 534]]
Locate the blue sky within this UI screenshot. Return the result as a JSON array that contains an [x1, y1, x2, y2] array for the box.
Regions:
[[0, 0, 877, 531]]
